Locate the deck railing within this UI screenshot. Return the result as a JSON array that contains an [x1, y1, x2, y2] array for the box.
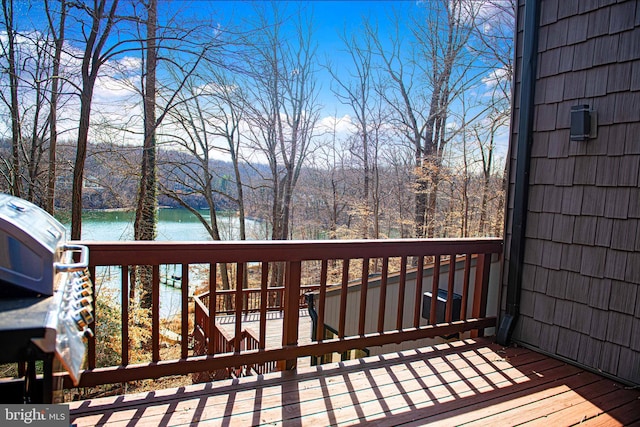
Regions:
[[201, 285, 320, 314], [193, 296, 277, 377], [66, 238, 502, 389], [192, 318, 270, 380]]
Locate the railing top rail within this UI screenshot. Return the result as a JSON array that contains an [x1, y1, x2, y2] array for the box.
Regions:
[[75, 238, 503, 265]]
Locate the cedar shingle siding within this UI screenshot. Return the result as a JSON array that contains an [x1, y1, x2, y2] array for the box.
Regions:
[[504, 0, 640, 385]]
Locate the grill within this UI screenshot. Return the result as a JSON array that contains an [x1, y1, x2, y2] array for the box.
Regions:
[[0, 193, 93, 403]]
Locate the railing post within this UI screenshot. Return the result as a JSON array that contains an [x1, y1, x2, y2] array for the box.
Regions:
[[280, 261, 301, 371], [471, 253, 492, 338]]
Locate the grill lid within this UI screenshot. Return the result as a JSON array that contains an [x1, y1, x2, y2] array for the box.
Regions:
[[0, 193, 66, 249], [0, 193, 67, 296]]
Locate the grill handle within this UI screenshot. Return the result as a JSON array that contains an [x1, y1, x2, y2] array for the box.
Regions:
[[54, 244, 89, 272]]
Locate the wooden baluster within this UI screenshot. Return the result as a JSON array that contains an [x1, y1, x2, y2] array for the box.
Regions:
[[338, 259, 350, 338], [396, 256, 408, 330], [121, 264, 129, 366], [316, 260, 328, 343], [358, 258, 369, 336], [279, 266, 285, 309], [88, 265, 97, 370], [234, 263, 244, 352], [181, 264, 189, 359], [413, 256, 424, 328], [460, 254, 472, 321], [208, 264, 217, 355], [377, 258, 389, 333], [76, 239, 503, 387], [430, 256, 441, 325], [471, 253, 492, 338], [152, 264, 160, 362], [445, 254, 456, 322], [259, 262, 268, 350]]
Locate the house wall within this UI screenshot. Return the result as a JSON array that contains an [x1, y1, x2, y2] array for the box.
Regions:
[[504, 0, 640, 385]]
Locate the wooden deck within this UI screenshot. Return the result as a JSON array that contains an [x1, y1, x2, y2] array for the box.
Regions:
[[69, 338, 640, 426]]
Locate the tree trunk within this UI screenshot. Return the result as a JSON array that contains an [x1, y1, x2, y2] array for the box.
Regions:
[[134, 0, 157, 309], [2, 0, 22, 197], [71, 90, 93, 239], [70, 0, 119, 240], [479, 173, 490, 236], [414, 165, 429, 238], [45, 0, 66, 214]]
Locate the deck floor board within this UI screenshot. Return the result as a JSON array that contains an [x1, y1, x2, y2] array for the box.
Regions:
[[69, 338, 640, 426]]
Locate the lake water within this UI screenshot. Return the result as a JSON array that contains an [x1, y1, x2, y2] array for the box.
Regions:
[[59, 209, 267, 318], [60, 208, 268, 241]]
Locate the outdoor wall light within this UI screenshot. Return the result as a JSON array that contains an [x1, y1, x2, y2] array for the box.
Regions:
[[570, 104, 596, 141]]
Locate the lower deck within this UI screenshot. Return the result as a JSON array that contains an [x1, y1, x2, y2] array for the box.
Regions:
[[69, 338, 640, 426], [215, 309, 314, 369]]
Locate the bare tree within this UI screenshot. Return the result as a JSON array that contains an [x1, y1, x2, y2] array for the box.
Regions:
[[134, 0, 158, 245], [159, 69, 246, 291], [382, 148, 414, 239], [472, 0, 516, 237], [184, 65, 250, 242], [244, 3, 320, 243], [44, 0, 67, 214], [0, 1, 69, 206], [70, 0, 121, 239], [326, 28, 376, 238], [472, 0, 516, 102], [471, 108, 507, 236], [21, 31, 53, 203], [1, 0, 22, 196], [303, 116, 351, 239], [238, 3, 320, 287], [367, 100, 391, 240], [368, 1, 480, 238], [130, 0, 214, 306], [160, 64, 247, 243]]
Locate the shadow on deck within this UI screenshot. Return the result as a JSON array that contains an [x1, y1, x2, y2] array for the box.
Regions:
[[69, 338, 640, 426]]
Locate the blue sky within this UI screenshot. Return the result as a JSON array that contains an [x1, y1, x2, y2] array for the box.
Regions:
[[8, 0, 422, 139], [8, 1, 511, 164], [196, 1, 418, 115], [12, 0, 462, 119]]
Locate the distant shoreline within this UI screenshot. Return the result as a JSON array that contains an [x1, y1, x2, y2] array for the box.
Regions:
[[86, 207, 133, 213], [83, 206, 241, 214]]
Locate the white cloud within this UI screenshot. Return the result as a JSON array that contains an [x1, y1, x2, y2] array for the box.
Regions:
[[482, 67, 509, 88], [317, 114, 357, 134]]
